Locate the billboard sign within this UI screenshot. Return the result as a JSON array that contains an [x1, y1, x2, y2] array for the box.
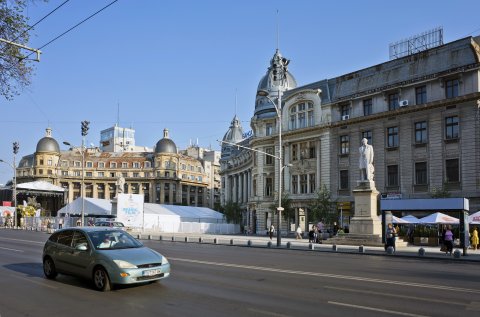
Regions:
[[116, 194, 144, 228]]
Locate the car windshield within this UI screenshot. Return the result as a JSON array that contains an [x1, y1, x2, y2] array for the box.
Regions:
[[88, 230, 142, 250]]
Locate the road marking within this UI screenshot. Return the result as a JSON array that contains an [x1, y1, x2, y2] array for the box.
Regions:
[[0, 237, 45, 244], [248, 308, 291, 317], [0, 246, 24, 252], [170, 257, 480, 294], [324, 286, 468, 306], [328, 301, 430, 317]]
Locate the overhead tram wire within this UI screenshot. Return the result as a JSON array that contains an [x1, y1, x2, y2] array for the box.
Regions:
[[21, 0, 119, 61]]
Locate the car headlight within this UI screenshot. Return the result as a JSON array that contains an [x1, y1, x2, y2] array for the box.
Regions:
[[161, 256, 169, 265], [113, 260, 137, 269]]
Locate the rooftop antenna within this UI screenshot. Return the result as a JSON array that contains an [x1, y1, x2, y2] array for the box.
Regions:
[[235, 88, 237, 116], [116, 101, 120, 127], [276, 9, 279, 50]]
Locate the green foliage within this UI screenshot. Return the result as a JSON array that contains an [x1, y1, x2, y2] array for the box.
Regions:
[[270, 193, 294, 221], [309, 184, 336, 225], [0, 0, 38, 100], [220, 201, 242, 224], [429, 184, 451, 198]]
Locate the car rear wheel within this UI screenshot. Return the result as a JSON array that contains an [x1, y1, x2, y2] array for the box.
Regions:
[[43, 257, 57, 279], [93, 267, 111, 291]]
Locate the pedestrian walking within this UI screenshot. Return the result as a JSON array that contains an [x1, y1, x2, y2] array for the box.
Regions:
[[296, 226, 303, 240], [444, 225, 454, 255], [385, 223, 396, 252], [269, 224, 275, 240], [471, 227, 479, 251]]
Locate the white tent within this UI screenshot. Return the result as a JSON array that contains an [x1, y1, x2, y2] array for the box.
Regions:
[[419, 212, 459, 224], [468, 211, 480, 224], [57, 197, 112, 216], [401, 215, 420, 224], [378, 215, 409, 224]]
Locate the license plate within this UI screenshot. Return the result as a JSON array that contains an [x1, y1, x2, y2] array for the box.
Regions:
[[143, 269, 161, 276]]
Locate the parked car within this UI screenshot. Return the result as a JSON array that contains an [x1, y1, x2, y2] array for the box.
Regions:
[[94, 221, 126, 229], [42, 227, 170, 291]]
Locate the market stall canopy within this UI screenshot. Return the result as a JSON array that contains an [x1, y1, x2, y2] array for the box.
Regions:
[[468, 211, 480, 224], [401, 215, 420, 224], [16, 181, 65, 192], [378, 215, 409, 224], [419, 212, 459, 224]]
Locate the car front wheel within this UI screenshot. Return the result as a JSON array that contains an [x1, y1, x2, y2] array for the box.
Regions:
[[93, 267, 111, 291], [43, 257, 57, 279]]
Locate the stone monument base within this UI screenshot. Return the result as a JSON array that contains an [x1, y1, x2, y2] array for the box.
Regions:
[[328, 233, 384, 247]]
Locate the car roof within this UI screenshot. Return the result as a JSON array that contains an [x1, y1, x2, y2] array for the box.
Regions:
[[57, 227, 120, 233]]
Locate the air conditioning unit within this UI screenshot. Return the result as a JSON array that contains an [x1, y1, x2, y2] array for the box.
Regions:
[[399, 100, 409, 107], [341, 115, 350, 120]]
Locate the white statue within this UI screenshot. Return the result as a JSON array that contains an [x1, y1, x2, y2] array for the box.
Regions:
[[359, 138, 374, 182], [116, 175, 125, 195]]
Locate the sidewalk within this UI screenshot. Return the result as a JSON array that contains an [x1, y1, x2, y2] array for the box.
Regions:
[[132, 230, 480, 262]]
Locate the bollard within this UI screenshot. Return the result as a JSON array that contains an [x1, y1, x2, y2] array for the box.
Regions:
[[332, 244, 337, 251], [453, 249, 461, 259], [148, 235, 152, 240], [230, 239, 234, 245], [418, 248, 425, 256], [309, 243, 315, 250], [171, 236, 175, 242], [199, 237, 203, 243], [247, 240, 252, 246], [286, 242, 291, 249], [214, 238, 218, 244], [159, 235, 163, 241], [185, 237, 189, 243], [137, 234, 141, 240], [386, 246, 395, 255], [359, 245, 365, 253], [267, 241, 272, 248]]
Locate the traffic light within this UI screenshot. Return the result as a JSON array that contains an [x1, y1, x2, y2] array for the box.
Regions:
[[81, 120, 90, 136], [13, 141, 19, 155]]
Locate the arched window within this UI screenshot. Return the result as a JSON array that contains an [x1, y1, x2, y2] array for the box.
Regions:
[[289, 102, 314, 130]]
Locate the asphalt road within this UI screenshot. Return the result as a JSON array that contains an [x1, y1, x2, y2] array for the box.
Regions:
[[1, 229, 479, 317]]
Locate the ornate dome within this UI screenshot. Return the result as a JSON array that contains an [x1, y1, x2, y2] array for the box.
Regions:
[[221, 115, 244, 159], [155, 128, 177, 154], [36, 128, 60, 153], [255, 49, 297, 118]]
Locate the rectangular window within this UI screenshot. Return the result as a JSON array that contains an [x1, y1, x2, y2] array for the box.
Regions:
[[340, 170, 349, 190], [110, 162, 117, 168], [340, 135, 349, 154], [86, 172, 92, 177], [415, 162, 427, 185], [75, 161, 81, 168], [61, 160, 68, 167], [300, 174, 308, 194], [265, 178, 273, 197], [415, 86, 427, 104], [361, 131, 372, 145], [445, 79, 459, 99], [387, 165, 399, 187], [341, 104, 349, 117], [265, 147, 274, 165], [446, 159, 459, 182], [309, 173, 316, 193], [299, 142, 307, 159], [62, 171, 68, 176], [415, 121, 428, 144], [133, 172, 140, 177], [86, 161, 93, 168], [98, 172, 104, 177], [388, 93, 399, 111], [144, 161, 151, 168], [253, 179, 257, 196], [266, 123, 273, 136], [292, 144, 297, 161], [309, 144, 316, 159], [445, 116, 459, 139], [133, 162, 140, 168], [122, 162, 128, 168], [298, 112, 306, 128], [363, 98, 372, 116], [98, 162, 105, 168], [387, 127, 399, 148], [47, 159, 53, 166], [308, 110, 314, 127], [291, 175, 298, 194]]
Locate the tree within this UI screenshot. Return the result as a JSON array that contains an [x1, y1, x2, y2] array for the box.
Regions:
[[309, 184, 336, 226], [0, 0, 35, 100], [221, 201, 242, 224]]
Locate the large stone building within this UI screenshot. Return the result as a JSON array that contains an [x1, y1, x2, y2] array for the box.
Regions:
[[220, 35, 480, 234], [16, 126, 221, 214]]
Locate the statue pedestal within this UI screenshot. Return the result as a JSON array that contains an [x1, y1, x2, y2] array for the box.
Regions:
[[111, 197, 118, 217], [349, 181, 381, 235], [330, 181, 383, 246]]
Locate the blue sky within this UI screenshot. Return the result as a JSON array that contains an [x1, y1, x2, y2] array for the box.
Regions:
[[1, 0, 480, 184]]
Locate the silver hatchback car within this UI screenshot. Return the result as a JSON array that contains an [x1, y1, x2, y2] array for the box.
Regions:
[[42, 227, 170, 291]]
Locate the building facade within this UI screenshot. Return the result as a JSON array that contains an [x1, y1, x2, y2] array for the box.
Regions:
[[220, 35, 480, 234], [16, 127, 221, 214]]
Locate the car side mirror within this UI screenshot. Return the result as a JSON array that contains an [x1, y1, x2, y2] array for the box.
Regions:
[[76, 244, 88, 251]]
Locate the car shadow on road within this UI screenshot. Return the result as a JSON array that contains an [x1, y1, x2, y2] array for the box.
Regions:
[[4, 262, 44, 278]]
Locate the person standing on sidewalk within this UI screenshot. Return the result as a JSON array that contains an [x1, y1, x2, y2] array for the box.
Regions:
[[296, 226, 303, 240], [471, 227, 478, 251], [444, 225, 454, 255], [269, 224, 275, 240], [385, 223, 396, 252]]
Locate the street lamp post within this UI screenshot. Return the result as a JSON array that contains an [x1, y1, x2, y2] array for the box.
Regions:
[[1, 141, 19, 228]]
